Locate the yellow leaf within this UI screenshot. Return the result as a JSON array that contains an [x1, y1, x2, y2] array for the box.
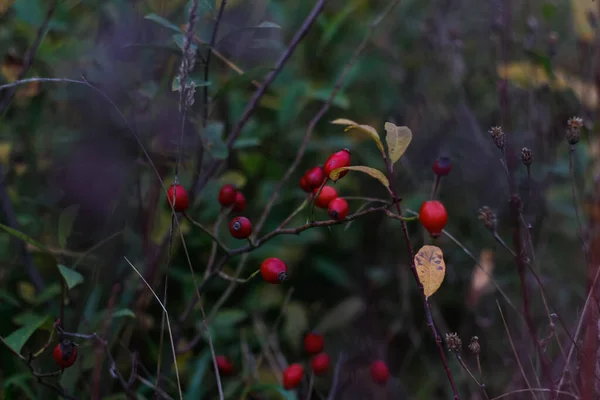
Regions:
[[331, 118, 385, 155], [572, 0, 598, 41], [219, 170, 247, 188], [414, 245, 446, 298], [329, 166, 391, 193], [384, 122, 412, 165]]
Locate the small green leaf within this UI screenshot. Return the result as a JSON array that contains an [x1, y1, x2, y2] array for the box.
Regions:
[[4, 373, 36, 399], [112, 309, 136, 319], [33, 284, 62, 305], [0, 222, 49, 253], [2, 314, 50, 354], [145, 13, 182, 33], [184, 349, 212, 400], [212, 309, 247, 328], [201, 122, 228, 160], [315, 296, 365, 334], [384, 122, 412, 166], [58, 204, 80, 248], [0, 290, 20, 307], [57, 264, 84, 290], [284, 302, 308, 351], [232, 138, 261, 149]]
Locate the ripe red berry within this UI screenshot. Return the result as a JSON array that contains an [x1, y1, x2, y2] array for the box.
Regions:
[[419, 200, 448, 237], [305, 166, 326, 189], [304, 332, 324, 354], [370, 360, 389, 385], [218, 184, 237, 206], [53, 340, 78, 369], [432, 156, 452, 177], [260, 258, 287, 284], [313, 186, 338, 209], [166, 184, 190, 212], [311, 353, 330, 375], [323, 148, 351, 181], [229, 216, 252, 239], [300, 176, 312, 193], [328, 197, 349, 220], [232, 192, 246, 213], [283, 363, 304, 390], [215, 355, 234, 376]]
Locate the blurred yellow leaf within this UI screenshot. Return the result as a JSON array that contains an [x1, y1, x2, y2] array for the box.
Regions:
[[383, 122, 412, 166], [572, 0, 598, 41], [467, 249, 495, 308], [414, 245, 446, 298], [219, 170, 247, 188], [0, 0, 15, 16], [17, 281, 37, 304], [315, 296, 365, 333], [0, 142, 12, 164], [329, 166, 391, 194], [331, 118, 385, 154]]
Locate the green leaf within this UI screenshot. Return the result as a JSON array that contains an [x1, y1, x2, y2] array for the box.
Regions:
[[57, 264, 84, 290], [172, 33, 198, 52], [0, 222, 49, 254], [184, 349, 212, 400], [58, 204, 80, 248], [144, 13, 182, 33], [318, 3, 357, 51], [4, 373, 36, 399], [201, 122, 228, 160], [313, 259, 356, 291], [0, 290, 20, 307], [212, 309, 247, 328], [315, 296, 365, 334], [232, 138, 261, 149], [284, 302, 308, 351], [2, 314, 50, 354], [384, 122, 412, 165], [171, 75, 211, 92], [112, 309, 136, 319], [33, 284, 62, 305]]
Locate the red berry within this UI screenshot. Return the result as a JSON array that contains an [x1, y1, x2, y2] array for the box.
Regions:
[[218, 184, 237, 206], [370, 360, 389, 385], [432, 156, 452, 176], [283, 363, 304, 390], [232, 192, 246, 213], [311, 353, 330, 375], [305, 166, 326, 189], [166, 184, 190, 212], [323, 149, 351, 181], [229, 216, 252, 239], [260, 258, 287, 284], [419, 200, 448, 237], [304, 332, 324, 354], [215, 355, 234, 376], [300, 176, 312, 193], [328, 197, 349, 220], [313, 186, 338, 209], [53, 340, 78, 369]]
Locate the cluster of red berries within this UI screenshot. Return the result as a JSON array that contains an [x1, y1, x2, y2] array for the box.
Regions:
[[300, 149, 352, 220], [218, 184, 246, 212]]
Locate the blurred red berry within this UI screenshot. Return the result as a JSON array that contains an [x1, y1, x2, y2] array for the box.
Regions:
[[229, 216, 252, 239], [328, 197, 349, 220], [305, 166, 326, 189], [419, 200, 448, 237], [283, 363, 304, 390], [304, 332, 324, 354], [370, 360, 389, 385], [260, 258, 287, 284], [166, 184, 190, 212], [311, 353, 330, 375], [432, 156, 452, 176], [215, 355, 234, 376], [313, 186, 338, 209], [232, 192, 246, 213], [300, 176, 312, 193], [218, 184, 237, 206], [53, 340, 78, 369], [323, 149, 351, 181]]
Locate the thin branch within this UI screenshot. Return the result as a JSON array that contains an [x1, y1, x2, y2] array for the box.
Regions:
[[326, 353, 345, 400], [183, 212, 229, 252]]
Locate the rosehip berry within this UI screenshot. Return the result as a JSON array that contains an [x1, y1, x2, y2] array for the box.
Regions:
[[300, 176, 312, 193], [313, 186, 338, 209], [311, 353, 330, 375], [229, 216, 252, 239], [260, 257, 287, 284], [232, 191, 246, 213], [283, 363, 304, 390], [323, 148, 351, 181], [53, 340, 78, 369], [305, 166, 326, 189], [432, 156, 452, 177], [370, 360, 390, 385], [328, 197, 349, 220], [215, 355, 234, 376], [218, 184, 237, 207], [166, 184, 190, 212], [419, 200, 448, 237], [304, 332, 324, 354]]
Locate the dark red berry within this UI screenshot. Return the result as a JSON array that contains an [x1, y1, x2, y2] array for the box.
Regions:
[[328, 197, 349, 220], [283, 363, 304, 390], [260, 258, 287, 284], [215, 355, 234, 376], [53, 340, 78, 369], [323, 149, 351, 181], [305, 166, 326, 189], [432, 156, 452, 177], [311, 353, 330, 375], [313, 186, 338, 209], [229, 216, 252, 239], [370, 360, 389, 385], [218, 184, 237, 207], [419, 200, 448, 237], [166, 184, 190, 212], [300, 176, 312, 193], [232, 192, 246, 213], [304, 332, 324, 354]]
